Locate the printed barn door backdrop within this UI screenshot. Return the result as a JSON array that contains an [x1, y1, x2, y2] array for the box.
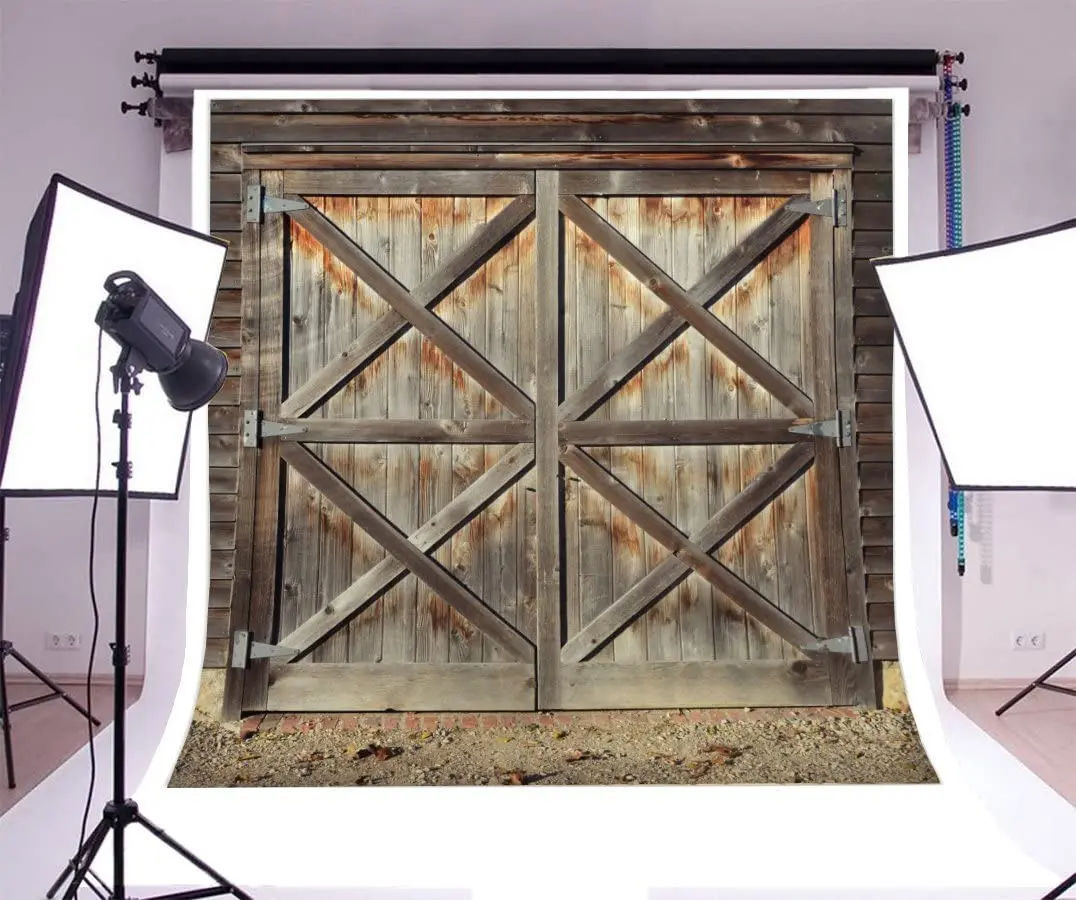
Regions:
[[228, 164, 870, 714]]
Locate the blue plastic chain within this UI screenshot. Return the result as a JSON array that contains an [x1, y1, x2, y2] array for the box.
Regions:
[[942, 54, 967, 576]]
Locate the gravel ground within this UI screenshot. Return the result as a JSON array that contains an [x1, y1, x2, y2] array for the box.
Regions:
[[169, 709, 936, 787]]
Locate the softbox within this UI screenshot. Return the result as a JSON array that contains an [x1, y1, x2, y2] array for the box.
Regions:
[[0, 174, 227, 499], [873, 219, 1076, 492]]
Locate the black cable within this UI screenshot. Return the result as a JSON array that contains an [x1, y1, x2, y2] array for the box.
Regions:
[[76, 329, 104, 871]]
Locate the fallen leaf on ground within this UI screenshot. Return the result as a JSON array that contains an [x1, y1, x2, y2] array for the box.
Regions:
[[565, 750, 592, 763], [553, 730, 568, 739], [372, 745, 397, 762]]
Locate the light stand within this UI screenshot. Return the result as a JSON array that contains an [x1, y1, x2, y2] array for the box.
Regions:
[[48, 352, 250, 900], [995, 648, 1076, 717]]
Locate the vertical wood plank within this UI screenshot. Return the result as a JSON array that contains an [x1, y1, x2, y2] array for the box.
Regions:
[[576, 197, 614, 660], [313, 197, 357, 663], [448, 197, 487, 664], [535, 170, 562, 708], [642, 198, 680, 662], [736, 196, 783, 661], [415, 198, 455, 664], [803, 170, 845, 707], [562, 205, 582, 645], [281, 215, 324, 644], [516, 222, 539, 645], [222, 167, 262, 720], [243, 170, 285, 711], [381, 197, 422, 663], [833, 167, 876, 705], [483, 196, 520, 662], [347, 197, 388, 664], [672, 196, 715, 662], [705, 197, 749, 661], [606, 197, 648, 663], [769, 221, 815, 653]]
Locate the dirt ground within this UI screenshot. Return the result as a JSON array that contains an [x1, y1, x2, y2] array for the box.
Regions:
[[170, 707, 936, 788]]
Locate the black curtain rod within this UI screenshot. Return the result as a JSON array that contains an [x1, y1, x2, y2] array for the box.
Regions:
[[154, 48, 943, 78]]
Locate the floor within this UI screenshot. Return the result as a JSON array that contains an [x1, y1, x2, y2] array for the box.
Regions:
[[0, 679, 142, 816], [948, 685, 1076, 807]]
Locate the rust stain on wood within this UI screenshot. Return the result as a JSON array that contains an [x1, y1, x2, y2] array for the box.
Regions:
[[610, 514, 643, 555]]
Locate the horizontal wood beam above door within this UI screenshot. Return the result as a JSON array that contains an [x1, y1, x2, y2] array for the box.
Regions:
[[266, 418, 533, 444], [211, 113, 892, 145], [240, 147, 859, 172], [560, 419, 811, 446], [282, 169, 535, 196], [558, 169, 812, 196], [266, 662, 535, 712]]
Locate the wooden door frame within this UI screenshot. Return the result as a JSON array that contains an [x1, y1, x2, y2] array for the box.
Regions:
[[216, 99, 880, 719]]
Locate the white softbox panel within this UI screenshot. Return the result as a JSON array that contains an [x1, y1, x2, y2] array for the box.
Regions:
[[874, 219, 1076, 491]]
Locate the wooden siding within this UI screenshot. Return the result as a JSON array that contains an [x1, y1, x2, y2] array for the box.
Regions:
[[206, 99, 896, 683]]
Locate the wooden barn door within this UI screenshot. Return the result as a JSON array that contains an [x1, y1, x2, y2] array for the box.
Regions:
[[232, 164, 866, 714], [545, 169, 863, 710]]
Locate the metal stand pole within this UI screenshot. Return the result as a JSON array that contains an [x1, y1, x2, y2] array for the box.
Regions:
[[1041, 871, 1076, 899], [47, 361, 251, 900], [994, 647, 1076, 717], [0, 494, 102, 790]]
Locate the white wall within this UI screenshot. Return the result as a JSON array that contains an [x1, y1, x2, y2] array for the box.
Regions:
[[1, 0, 1075, 683]]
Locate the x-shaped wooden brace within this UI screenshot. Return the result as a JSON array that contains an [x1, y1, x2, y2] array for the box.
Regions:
[[556, 195, 828, 660]]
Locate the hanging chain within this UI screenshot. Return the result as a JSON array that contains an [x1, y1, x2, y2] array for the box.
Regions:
[[942, 51, 968, 576]]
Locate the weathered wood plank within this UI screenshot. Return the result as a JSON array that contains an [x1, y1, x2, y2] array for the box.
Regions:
[[210, 173, 242, 202], [219, 262, 242, 290], [856, 374, 892, 404], [861, 516, 893, 545], [214, 98, 893, 115], [270, 418, 532, 443], [416, 197, 455, 665], [266, 663, 535, 712], [558, 658, 831, 709], [559, 199, 812, 422], [854, 288, 889, 317], [871, 630, 898, 659], [863, 547, 893, 575], [853, 258, 881, 288], [283, 169, 534, 196], [559, 169, 812, 196], [857, 432, 893, 462], [209, 318, 241, 348], [209, 467, 238, 494], [206, 608, 230, 640], [213, 290, 241, 319], [705, 195, 748, 661], [855, 346, 892, 375], [515, 220, 538, 647], [853, 232, 894, 259], [210, 143, 241, 172], [562, 200, 582, 647], [851, 173, 893, 202], [561, 194, 813, 421], [242, 170, 285, 712], [833, 167, 876, 701], [867, 603, 895, 630], [212, 233, 241, 262], [575, 197, 614, 661], [212, 112, 893, 145], [210, 203, 241, 232], [853, 202, 892, 231], [211, 550, 234, 580], [210, 494, 238, 523], [481, 196, 521, 663], [535, 170, 563, 707], [279, 196, 534, 419], [770, 217, 814, 657], [209, 581, 231, 609], [291, 201, 534, 421], [209, 406, 242, 434], [562, 445, 818, 651], [866, 574, 894, 603], [854, 317, 894, 346], [209, 376, 240, 406], [670, 196, 714, 663], [210, 522, 235, 551], [203, 639, 229, 668], [278, 442, 534, 662], [860, 490, 893, 516], [857, 403, 893, 432], [735, 195, 782, 661], [860, 462, 893, 489], [243, 149, 856, 172], [605, 195, 648, 664], [209, 433, 240, 468]]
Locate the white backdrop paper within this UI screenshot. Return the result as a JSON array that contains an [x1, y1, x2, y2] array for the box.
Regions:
[[1, 179, 226, 497], [875, 221, 1076, 490]]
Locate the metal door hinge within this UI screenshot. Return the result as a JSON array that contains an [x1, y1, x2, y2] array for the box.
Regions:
[[788, 409, 852, 447], [805, 626, 869, 663], [242, 409, 309, 448], [788, 189, 848, 228], [244, 185, 309, 223], [230, 630, 295, 669]]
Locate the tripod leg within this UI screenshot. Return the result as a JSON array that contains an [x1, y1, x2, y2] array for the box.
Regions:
[[996, 646, 1076, 716], [0, 648, 15, 789], [46, 817, 110, 900], [132, 811, 255, 900], [7, 646, 102, 726], [1042, 871, 1076, 899]]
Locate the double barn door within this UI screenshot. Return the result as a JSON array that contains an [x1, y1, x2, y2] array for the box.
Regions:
[[229, 161, 867, 714]]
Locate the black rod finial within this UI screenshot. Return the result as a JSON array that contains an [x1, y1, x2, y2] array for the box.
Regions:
[[133, 50, 159, 65], [120, 100, 150, 117]]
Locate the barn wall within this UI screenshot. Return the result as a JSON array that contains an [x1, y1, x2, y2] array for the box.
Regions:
[[204, 100, 895, 672]]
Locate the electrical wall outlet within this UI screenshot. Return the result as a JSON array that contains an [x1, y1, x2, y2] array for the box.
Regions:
[[1011, 631, 1046, 651], [45, 632, 82, 650]]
